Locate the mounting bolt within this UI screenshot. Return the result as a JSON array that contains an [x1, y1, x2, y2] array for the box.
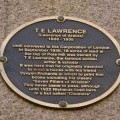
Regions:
[[0, 56, 7, 63], [59, 101, 67, 107], [116, 59, 120, 66], [57, 16, 65, 22]]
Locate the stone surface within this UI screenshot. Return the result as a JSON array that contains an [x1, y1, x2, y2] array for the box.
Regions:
[[0, 0, 120, 120]]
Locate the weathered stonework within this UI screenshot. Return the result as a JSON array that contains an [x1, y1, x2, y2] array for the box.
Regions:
[[0, 0, 120, 120]]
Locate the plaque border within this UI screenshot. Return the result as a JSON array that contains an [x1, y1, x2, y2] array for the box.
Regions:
[[0, 16, 120, 108]]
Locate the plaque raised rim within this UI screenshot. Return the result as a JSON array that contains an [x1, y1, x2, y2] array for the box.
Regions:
[[0, 16, 120, 108]]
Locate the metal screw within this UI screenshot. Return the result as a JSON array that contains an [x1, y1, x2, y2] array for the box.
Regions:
[[0, 56, 7, 63], [57, 16, 65, 22], [116, 59, 120, 66], [59, 101, 67, 107]]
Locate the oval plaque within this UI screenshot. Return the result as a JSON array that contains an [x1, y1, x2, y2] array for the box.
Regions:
[[0, 16, 120, 108]]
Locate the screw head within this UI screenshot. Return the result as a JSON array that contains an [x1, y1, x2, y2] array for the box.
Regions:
[[0, 56, 7, 63], [57, 16, 65, 22], [116, 59, 120, 65], [59, 101, 67, 107]]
